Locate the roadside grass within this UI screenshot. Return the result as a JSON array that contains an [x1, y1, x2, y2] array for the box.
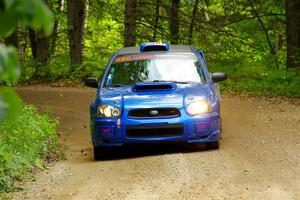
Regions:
[[0, 105, 62, 194], [210, 64, 300, 97]]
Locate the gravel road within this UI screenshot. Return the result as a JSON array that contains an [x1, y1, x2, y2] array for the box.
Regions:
[[11, 86, 300, 200]]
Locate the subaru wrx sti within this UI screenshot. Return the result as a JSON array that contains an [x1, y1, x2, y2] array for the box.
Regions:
[[85, 42, 227, 160]]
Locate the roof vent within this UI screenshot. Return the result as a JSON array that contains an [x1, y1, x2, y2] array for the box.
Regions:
[[140, 42, 169, 52]]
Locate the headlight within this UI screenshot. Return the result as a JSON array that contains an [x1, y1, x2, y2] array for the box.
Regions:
[[186, 99, 211, 115], [97, 104, 121, 118]]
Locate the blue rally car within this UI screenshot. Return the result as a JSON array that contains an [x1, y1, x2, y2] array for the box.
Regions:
[[85, 42, 227, 160]]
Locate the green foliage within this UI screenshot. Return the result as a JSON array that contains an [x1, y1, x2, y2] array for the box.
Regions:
[[16, 0, 299, 97], [0, 42, 22, 121], [73, 61, 106, 80], [0, 44, 20, 84], [210, 64, 300, 97], [0, 44, 22, 122], [0, 105, 60, 193], [85, 0, 123, 67], [0, 0, 53, 122], [0, 88, 23, 122], [0, 0, 53, 37], [21, 58, 105, 81]]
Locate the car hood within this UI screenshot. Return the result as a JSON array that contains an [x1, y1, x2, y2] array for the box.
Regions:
[[99, 84, 211, 110]]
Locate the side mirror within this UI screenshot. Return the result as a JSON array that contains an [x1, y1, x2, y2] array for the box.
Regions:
[[212, 72, 227, 83], [85, 77, 99, 88]]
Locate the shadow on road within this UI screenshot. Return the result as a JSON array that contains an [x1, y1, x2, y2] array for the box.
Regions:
[[93, 143, 210, 161]]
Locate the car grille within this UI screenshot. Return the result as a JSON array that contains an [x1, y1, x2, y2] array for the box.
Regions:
[[126, 124, 183, 138], [128, 108, 181, 118]]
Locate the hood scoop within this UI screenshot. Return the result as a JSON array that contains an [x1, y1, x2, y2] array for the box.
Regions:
[[133, 82, 177, 92]]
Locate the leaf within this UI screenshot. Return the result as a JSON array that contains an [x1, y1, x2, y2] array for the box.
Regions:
[[0, 96, 8, 122], [18, 0, 53, 35], [0, 88, 23, 123], [0, 7, 19, 37], [34, 159, 45, 170], [0, 44, 20, 84], [33, 1, 54, 35], [0, 0, 53, 37]]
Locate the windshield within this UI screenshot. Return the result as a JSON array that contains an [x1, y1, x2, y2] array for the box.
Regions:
[[104, 52, 206, 87]]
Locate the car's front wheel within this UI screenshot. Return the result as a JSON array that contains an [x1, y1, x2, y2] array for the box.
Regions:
[[93, 146, 107, 160], [205, 141, 219, 150]]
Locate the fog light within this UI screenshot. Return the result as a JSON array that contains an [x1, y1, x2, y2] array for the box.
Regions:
[[198, 124, 207, 129], [102, 128, 111, 133]]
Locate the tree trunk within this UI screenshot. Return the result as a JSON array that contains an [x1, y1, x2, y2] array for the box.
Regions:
[[124, 0, 137, 47], [201, 0, 210, 22], [169, 0, 179, 44], [67, 0, 88, 67], [188, 0, 199, 44], [28, 28, 49, 65], [28, 28, 37, 59], [275, 32, 283, 57], [36, 31, 49, 65], [286, 0, 300, 68], [153, 0, 160, 41], [50, 0, 65, 55], [5, 30, 19, 47]]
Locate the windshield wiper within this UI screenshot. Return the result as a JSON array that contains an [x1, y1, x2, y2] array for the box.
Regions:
[[151, 80, 190, 84]]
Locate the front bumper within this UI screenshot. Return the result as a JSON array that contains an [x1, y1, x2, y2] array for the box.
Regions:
[[91, 108, 221, 147]]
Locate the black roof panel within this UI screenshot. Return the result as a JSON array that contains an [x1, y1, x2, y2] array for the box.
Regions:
[[117, 45, 193, 56]]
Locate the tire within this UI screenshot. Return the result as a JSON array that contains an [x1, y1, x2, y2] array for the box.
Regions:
[[205, 141, 219, 150], [93, 146, 104, 160]]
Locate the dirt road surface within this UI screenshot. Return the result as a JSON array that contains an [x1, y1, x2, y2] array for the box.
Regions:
[[11, 86, 300, 200]]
